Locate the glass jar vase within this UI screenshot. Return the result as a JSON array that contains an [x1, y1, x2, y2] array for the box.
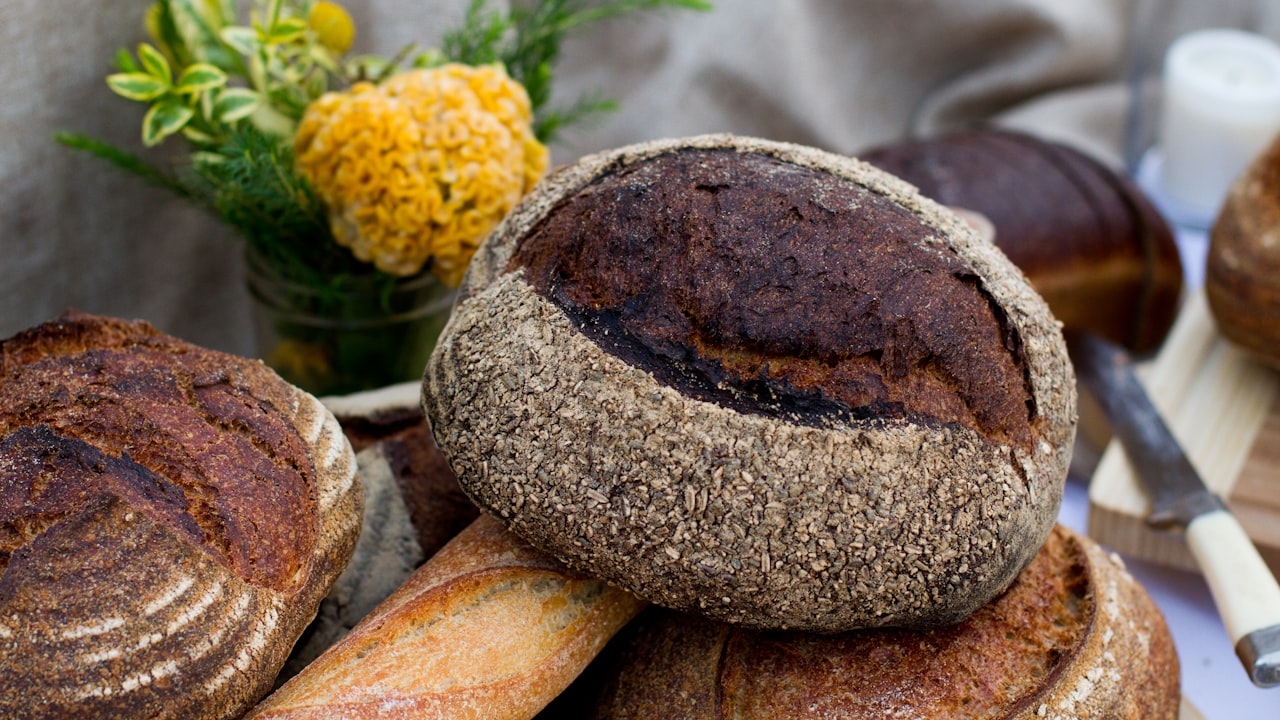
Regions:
[[244, 246, 457, 397]]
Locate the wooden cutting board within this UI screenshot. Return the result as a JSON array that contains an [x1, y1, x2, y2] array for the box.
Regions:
[[1088, 290, 1280, 575]]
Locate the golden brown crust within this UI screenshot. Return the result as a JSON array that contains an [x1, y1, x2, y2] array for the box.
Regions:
[[325, 382, 480, 560], [250, 514, 646, 720], [592, 525, 1179, 720], [425, 134, 1077, 632], [0, 311, 362, 719], [1207, 135, 1280, 368]]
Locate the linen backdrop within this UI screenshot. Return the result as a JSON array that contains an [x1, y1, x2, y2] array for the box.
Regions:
[[1, 0, 1272, 356]]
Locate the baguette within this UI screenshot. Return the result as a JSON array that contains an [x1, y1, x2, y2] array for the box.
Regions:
[[249, 513, 646, 719]]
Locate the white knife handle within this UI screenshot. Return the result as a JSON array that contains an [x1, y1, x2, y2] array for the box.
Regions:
[[1185, 510, 1280, 687]]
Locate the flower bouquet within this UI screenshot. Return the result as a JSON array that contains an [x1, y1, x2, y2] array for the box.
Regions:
[[60, 0, 709, 395]]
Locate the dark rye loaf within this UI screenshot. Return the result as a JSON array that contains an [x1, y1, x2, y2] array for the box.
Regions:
[[0, 312, 362, 719], [424, 134, 1076, 632]]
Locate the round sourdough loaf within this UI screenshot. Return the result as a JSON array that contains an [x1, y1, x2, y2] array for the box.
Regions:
[[423, 134, 1076, 632], [590, 524, 1179, 719], [0, 312, 362, 719]]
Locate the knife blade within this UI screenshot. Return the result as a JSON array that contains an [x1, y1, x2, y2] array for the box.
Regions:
[[1068, 330, 1280, 688]]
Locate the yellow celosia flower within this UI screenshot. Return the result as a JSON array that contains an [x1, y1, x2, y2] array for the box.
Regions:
[[294, 63, 550, 285]]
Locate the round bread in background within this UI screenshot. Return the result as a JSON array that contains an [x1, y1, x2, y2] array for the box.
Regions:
[[589, 524, 1179, 719], [861, 127, 1184, 355], [0, 312, 362, 719], [424, 134, 1076, 632], [1207, 132, 1280, 369]]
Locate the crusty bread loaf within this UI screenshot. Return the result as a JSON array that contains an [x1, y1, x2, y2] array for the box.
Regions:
[[249, 513, 646, 719], [862, 127, 1184, 355], [591, 524, 1179, 719], [424, 134, 1076, 632], [282, 383, 481, 678], [324, 381, 479, 556], [0, 312, 362, 719], [1207, 133, 1280, 368]]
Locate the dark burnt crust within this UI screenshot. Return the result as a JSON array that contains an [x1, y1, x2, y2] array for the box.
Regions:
[[508, 148, 1037, 449], [0, 425, 206, 576]]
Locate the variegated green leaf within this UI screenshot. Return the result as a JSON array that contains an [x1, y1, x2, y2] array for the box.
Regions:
[[167, 0, 237, 70], [213, 87, 260, 122], [137, 43, 173, 84], [265, 17, 308, 45], [141, 98, 194, 146], [176, 63, 227, 94], [113, 47, 140, 73], [264, 0, 284, 27], [180, 124, 218, 146], [197, 0, 236, 29], [249, 102, 296, 138], [308, 44, 340, 74], [106, 73, 168, 101], [144, 3, 183, 65], [220, 26, 258, 57]]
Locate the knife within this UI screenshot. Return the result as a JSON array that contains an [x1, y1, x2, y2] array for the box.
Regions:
[[1068, 331, 1280, 688]]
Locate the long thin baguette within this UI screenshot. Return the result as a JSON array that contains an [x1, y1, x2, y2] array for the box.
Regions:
[[248, 513, 646, 719]]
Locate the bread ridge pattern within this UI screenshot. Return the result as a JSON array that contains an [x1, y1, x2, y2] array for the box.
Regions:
[[0, 312, 362, 719]]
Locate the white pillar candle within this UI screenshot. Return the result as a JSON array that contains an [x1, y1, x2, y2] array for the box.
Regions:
[[1158, 29, 1280, 222]]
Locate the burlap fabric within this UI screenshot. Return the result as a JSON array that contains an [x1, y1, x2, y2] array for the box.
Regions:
[[2, 0, 1272, 352]]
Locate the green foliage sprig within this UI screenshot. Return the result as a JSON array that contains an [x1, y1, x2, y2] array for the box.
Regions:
[[445, 0, 712, 141], [59, 0, 712, 288]]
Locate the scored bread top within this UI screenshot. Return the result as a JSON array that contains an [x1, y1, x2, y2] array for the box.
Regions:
[[0, 314, 318, 590], [0, 312, 362, 719], [426, 134, 1076, 632], [509, 146, 1037, 449]]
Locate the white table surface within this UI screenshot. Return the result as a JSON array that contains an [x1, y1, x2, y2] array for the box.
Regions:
[[1057, 480, 1280, 718]]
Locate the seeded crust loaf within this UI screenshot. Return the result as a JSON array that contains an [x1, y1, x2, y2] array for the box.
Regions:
[[0, 312, 362, 719], [862, 127, 1183, 355], [590, 524, 1178, 719], [423, 134, 1077, 632]]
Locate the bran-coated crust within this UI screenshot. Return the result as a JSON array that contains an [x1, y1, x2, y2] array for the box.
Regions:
[[424, 134, 1076, 631]]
